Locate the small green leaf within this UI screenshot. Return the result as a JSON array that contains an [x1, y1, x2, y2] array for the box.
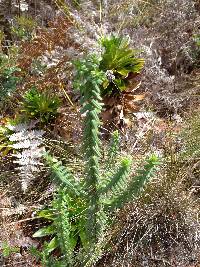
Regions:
[[114, 79, 126, 91], [102, 79, 109, 89], [117, 69, 129, 76], [33, 224, 55, 237], [69, 232, 78, 251], [45, 237, 59, 254], [29, 245, 41, 259], [37, 209, 55, 220]]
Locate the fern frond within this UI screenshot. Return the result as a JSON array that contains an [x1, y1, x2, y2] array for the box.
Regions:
[[6, 121, 45, 191]]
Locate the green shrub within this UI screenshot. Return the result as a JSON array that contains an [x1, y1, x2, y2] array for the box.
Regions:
[[2, 242, 20, 257], [0, 53, 21, 103], [11, 15, 37, 41], [21, 87, 61, 123], [33, 55, 158, 266], [99, 35, 144, 95], [0, 124, 13, 158]]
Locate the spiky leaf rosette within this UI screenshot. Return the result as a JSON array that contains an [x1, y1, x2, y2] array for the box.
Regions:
[[100, 35, 144, 75], [99, 35, 144, 95], [74, 55, 106, 244]]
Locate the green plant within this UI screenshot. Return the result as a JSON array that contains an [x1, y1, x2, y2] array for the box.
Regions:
[[0, 123, 13, 158], [192, 34, 200, 68], [2, 241, 20, 257], [11, 15, 37, 41], [33, 55, 159, 266], [0, 117, 24, 159], [99, 35, 144, 95], [30, 59, 47, 76], [0, 53, 21, 103], [194, 34, 200, 47], [21, 87, 61, 123], [0, 30, 4, 44]]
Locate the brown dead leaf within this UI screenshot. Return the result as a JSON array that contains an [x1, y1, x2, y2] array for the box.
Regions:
[[132, 94, 146, 101], [124, 93, 145, 101], [124, 101, 139, 112], [126, 80, 142, 92], [101, 108, 114, 122], [104, 96, 118, 106]]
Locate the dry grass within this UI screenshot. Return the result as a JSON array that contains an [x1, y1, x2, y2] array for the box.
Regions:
[[97, 163, 200, 267]]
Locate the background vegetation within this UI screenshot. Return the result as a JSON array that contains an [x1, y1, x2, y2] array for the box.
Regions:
[[0, 0, 200, 266]]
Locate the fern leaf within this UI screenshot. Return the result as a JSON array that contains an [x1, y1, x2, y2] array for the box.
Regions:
[[6, 122, 45, 191]]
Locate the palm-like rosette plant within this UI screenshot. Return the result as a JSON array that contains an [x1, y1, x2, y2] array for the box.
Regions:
[[21, 87, 61, 123], [99, 35, 144, 95]]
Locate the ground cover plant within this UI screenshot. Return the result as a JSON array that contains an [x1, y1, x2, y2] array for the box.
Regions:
[[0, 1, 200, 267]]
